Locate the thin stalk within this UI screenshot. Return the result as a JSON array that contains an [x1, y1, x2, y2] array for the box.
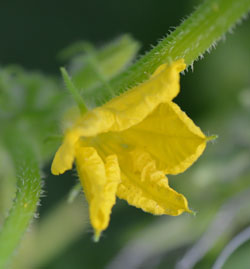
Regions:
[[61, 67, 88, 113]]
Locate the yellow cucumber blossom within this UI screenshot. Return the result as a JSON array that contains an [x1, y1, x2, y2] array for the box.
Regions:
[[51, 59, 208, 240]]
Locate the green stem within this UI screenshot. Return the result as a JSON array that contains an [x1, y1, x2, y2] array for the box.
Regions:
[[83, 0, 250, 105], [0, 133, 42, 269], [61, 67, 88, 113]]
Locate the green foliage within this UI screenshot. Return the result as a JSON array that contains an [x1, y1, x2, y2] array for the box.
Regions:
[[0, 0, 250, 268], [0, 67, 66, 159], [0, 67, 66, 267], [61, 34, 141, 107]]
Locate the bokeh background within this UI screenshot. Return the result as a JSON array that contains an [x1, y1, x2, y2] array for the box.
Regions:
[[1, 0, 250, 268]]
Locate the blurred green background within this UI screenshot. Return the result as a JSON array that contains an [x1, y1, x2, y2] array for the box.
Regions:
[[1, 0, 250, 268]]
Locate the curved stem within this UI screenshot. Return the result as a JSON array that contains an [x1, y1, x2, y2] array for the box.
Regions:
[[0, 133, 42, 269]]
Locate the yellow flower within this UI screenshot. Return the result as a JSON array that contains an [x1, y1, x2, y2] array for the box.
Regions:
[[51, 59, 208, 240]]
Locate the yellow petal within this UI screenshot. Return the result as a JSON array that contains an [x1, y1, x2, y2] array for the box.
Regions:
[[69, 59, 186, 137], [117, 148, 190, 215], [51, 129, 81, 175], [75, 145, 120, 239], [119, 102, 207, 175]]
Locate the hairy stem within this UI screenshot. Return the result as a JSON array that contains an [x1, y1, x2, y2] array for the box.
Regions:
[[83, 0, 250, 105], [0, 132, 41, 269]]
